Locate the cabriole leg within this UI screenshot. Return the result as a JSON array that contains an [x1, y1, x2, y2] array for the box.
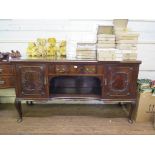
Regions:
[[128, 101, 136, 124], [14, 99, 22, 123]]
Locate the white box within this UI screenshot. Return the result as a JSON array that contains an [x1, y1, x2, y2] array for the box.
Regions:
[[97, 43, 116, 48], [116, 43, 137, 50], [122, 53, 137, 60], [113, 19, 128, 29], [97, 37, 115, 41], [97, 26, 114, 34], [77, 43, 96, 51], [116, 32, 139, 40], [116, 40, 138, 44], [97, 34, 115, 38]]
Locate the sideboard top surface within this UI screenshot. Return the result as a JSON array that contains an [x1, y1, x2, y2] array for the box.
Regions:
[[9, 57, 142, 64]]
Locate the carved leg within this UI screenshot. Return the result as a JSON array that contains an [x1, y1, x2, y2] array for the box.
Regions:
[[118, 102, 122, 106], [14, 99, 22, 123], [153, 113, 155, 129], [128, 101, 136, 124]]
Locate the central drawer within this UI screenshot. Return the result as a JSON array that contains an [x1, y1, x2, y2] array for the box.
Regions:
[[55, 64, 97, 74]]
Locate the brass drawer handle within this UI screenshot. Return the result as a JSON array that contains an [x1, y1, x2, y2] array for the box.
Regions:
[[57, 68, 66, 73], [0, 68, 3, 73], [0, 80, 5, 85], [85, 67, 96, 73], [56, 66, 67, 73]]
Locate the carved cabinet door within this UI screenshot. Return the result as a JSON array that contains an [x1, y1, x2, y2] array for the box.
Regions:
[[16, 64, 48, 98], [103, 65, 137, 99]]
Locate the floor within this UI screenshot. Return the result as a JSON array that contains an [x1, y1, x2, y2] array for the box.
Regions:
[[0, 103, 155, 135]]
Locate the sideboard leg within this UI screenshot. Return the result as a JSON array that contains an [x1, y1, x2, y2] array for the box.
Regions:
[[118, 102, 122, 106], [128, 101, 136, 124], [153, 113, 155, 129], [14, 99, 23, 123]]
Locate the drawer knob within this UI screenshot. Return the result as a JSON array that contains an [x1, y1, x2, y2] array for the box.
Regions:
[[74, 66, 78, 69], [0, 80, 5, 85]]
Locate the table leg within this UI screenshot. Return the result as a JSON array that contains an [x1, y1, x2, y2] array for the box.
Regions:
[[14, 99, 22, 123], [153, 113, 155, 129], [128, 101, 136, 124]]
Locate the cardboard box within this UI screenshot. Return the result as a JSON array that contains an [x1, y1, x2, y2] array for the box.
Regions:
[[116, 43, 137, 50], [97, 34, 115, 38], [122, 53, 137, 60], [113, 19, 128, 30], [97, 43, 116, 48], [77, 43, 96, 51], [133, 92, 155, 122], [97, 50, 116, 61], [97, 36, 115, 41], [116, 32, 139, 40], [98, 40, 115, 44], [116, 40, 138, 44], [97, 26, 114, 34], [76, 50, 96, 59], [0, 88, 16, 103]]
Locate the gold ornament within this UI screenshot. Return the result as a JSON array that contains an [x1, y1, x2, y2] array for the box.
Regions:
[[27, 42, 37, 57], [36, 38, 47, 57], [47, 38, 57, 56], [59, 40, 67, 57]]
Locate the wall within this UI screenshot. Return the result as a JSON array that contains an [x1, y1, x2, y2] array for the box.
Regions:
[[0, 19, 155, 79]]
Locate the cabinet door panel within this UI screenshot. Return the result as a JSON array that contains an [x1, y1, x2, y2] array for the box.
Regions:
[[104, 65, 136, 98], [16, 64, 48, 98]]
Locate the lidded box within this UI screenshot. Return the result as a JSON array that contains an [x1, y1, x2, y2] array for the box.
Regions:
[[113, 19, 128, 32], [113, 19, 128, 28], [115, 32, 139, 42], [97, 26, 114, 35], [77, 43, 96, 51], [76, 43, 97, 60]]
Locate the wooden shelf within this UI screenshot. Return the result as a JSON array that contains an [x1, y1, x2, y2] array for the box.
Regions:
[[49, 94, 101, 100]]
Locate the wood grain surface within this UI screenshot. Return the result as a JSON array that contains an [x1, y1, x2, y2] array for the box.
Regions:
[[0, 103, 154, 135]]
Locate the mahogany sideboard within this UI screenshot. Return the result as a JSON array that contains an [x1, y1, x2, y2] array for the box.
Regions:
[[1, 58, 141, 123]]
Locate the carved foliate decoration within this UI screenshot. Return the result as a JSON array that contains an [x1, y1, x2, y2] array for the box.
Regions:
[[18, 66, 46, 96], [110, 72, 128, 92], [106, 66, 133, 96]]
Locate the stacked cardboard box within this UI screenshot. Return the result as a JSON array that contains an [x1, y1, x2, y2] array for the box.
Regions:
[[97, 48, 117, 61], [97, 26, 116, 61], [97, 26, 116, 48], [113, 19, 128, 33], [76, 43, 96, 59], [113, 19, 139, 60]]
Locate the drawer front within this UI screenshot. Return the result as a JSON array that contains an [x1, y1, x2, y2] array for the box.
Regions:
[[55, 65, 70, 74], [0, 76, 15, 88], [48, 65, 55, 74], [0, 65, 14, 75], [70, 65, 97, 74], [55, 64, 97, 74]]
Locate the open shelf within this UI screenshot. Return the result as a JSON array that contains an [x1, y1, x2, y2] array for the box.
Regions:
[[49, 94, 101, 99], [49, 76, 102, 96]]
